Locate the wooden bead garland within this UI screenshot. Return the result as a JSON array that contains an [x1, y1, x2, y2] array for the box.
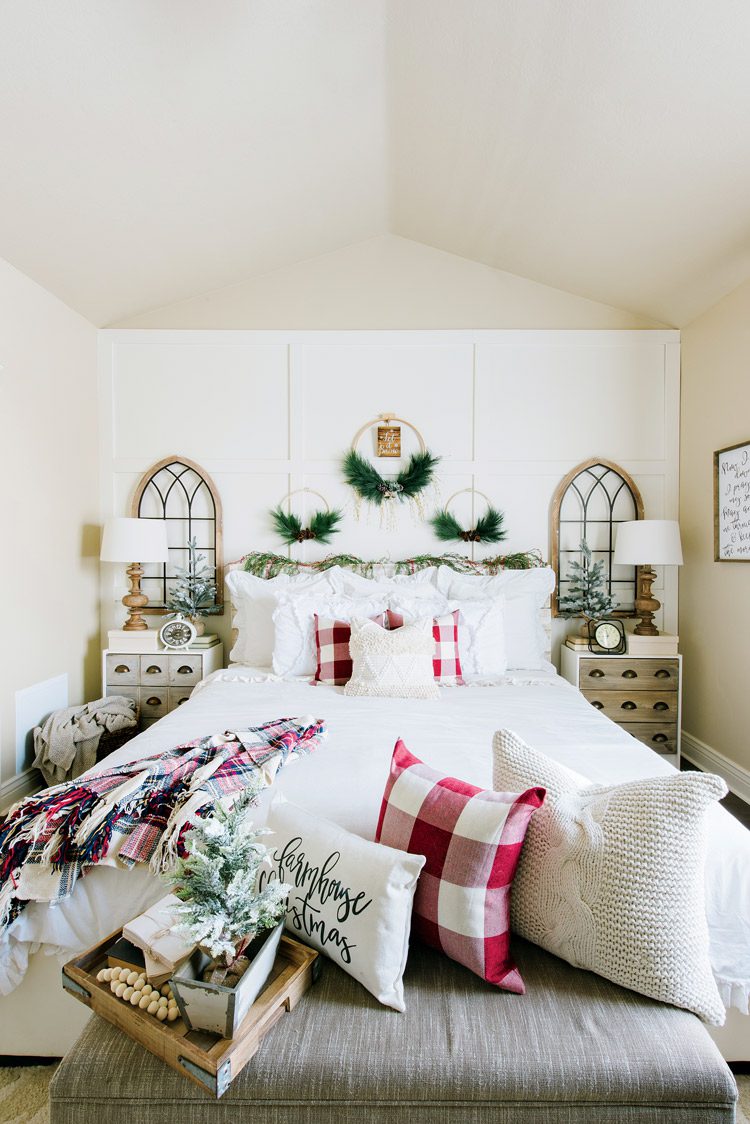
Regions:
[[96, 966, 180, 1022]]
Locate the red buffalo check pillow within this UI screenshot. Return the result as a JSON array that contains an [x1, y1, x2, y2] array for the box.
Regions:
[[376, 739, 545, 992], [387, 608, 463, 684], [314, 612, 388, 685]]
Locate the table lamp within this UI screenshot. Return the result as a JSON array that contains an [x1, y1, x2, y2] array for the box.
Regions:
[[613, 520, 683, 636], [101, 517, 170, 631]]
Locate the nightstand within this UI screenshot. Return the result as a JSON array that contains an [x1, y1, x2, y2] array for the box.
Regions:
[[560, 647, 681, 760], [102, 644, 224, 728]]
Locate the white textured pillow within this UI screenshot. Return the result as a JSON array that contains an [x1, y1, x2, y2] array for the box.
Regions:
[[335, 567, 440, 600], [272, 593, 388, 678], [492, 729, 727, 1025], [389, 595, 507, 677], [226, 569, 341, 667], [345, 617, 439, 699], [436, 566, 555, 669], [263, 800, 425, 1011]]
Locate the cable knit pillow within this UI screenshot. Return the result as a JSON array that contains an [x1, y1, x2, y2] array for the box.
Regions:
[[386, 608, 464, 684], [313, 612, 388, 685], [492, 730, 727, 1024], [376, 740, 545, 992], [344, 617, 439, 699]]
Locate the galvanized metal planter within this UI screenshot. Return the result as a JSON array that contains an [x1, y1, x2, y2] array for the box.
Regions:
[[171, 920, 284, 1038]]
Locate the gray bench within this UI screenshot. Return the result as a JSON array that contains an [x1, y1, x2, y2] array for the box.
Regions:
[[50, 939, 737, 1123]]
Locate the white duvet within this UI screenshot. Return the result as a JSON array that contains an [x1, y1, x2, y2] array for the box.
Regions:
[[2, 667, 749, 1017]]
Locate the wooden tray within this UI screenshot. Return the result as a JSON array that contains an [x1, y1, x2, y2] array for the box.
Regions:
[[62, 929, 320, 1097]]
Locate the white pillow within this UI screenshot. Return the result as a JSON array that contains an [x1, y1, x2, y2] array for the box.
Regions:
[[492, 729, 727, 1025], [335, 566, 440, 599], [345, 617, 439, 699], [389, 595, 507, 677], [263, 800, 425, 1011], [436, 566, 555, 670], [272, 593, 388, 678]]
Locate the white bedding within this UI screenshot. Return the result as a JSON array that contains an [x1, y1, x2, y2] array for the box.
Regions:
[[2, 667, 749, 1020]]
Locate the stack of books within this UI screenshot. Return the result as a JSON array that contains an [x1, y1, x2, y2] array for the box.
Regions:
[[625, 633, 678, 656], [108, 628, 160, 653], [190, 633, 220, 649], [565, 632, 678, 655]]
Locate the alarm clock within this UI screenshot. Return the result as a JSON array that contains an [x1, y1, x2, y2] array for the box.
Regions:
[[158, 617, 197, 650], [587, 618, 626, 655]]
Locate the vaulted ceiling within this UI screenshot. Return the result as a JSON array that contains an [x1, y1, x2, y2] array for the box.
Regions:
[[1, 1, 749, 326]]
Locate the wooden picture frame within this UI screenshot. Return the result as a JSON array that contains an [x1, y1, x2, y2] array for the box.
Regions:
[[714, 439, 750, 562]]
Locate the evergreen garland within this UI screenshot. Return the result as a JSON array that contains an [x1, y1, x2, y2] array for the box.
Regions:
[[558, 539, 615, 618], [240, 549, 544, 579], [430, 506, 507, 544], [167, 789, 290, 973], [270, 506, 343, 545], [342, 448, 440, 505]]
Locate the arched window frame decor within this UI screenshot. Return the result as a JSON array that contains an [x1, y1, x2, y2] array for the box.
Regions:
[[130, 455, 224, 615], [549, 458, 644, 618]]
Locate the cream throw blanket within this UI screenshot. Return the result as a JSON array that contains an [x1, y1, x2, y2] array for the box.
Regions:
[[32, 695, 138, 785]]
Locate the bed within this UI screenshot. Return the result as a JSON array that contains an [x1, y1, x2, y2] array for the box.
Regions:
[[2, 662, 749, 1059]]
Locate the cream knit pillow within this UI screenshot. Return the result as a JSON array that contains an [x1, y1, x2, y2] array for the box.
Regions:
[[344, 617, 439, 699], [492, 730, 727, 1025]]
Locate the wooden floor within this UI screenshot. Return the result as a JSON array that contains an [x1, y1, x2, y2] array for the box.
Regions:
[[681, 759, 750, 829]]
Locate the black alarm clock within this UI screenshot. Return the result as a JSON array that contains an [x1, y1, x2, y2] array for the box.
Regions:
[[587, 617, 626, 654]]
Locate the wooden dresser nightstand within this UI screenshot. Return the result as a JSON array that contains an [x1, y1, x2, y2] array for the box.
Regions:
[[560, 646, 681, 761], [102, 644, 224, 728]]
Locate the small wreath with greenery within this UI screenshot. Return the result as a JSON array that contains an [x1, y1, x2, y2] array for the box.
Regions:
[[430, 506, 507, 544], [270, 506, 343, 545], [342, 448, 440, 506]]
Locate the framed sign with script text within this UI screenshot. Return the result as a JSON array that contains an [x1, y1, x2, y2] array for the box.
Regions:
[[377, 425, 401, 458], [714, 439, 750, 561]]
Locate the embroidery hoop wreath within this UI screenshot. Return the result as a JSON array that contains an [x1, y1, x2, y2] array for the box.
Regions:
[[343, 414, 440, 527], [430, 489, 508, 547], [270, 489, 343, 546]]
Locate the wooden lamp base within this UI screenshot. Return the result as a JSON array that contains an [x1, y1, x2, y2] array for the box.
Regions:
[[634, 565, 660, 636], [122, 562, 149, 631]]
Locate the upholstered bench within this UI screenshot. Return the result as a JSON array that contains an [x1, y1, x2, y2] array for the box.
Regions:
[[50, 939, 737, 1124]]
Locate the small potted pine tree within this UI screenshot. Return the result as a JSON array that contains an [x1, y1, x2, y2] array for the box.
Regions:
[[168, 790, 291, 1037], [165, 537, 217, 635], [559, 539, 615, 633]]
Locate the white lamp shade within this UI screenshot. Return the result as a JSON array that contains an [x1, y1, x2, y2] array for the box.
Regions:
[[614, 520, 683, 566], [100, 517, 170, 563]]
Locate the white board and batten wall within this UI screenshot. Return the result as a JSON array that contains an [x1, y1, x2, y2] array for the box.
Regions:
[[98, 329, 680, 665]]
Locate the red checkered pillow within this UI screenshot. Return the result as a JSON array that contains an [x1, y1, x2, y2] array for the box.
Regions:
[[386, 608, 463, 684], [376, 739, 545, 992], [314, 612, 388, 685]]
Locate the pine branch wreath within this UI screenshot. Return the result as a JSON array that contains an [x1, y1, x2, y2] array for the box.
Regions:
[[342, 448, 440, 505], [270, 506, 343, 545], [430, 506, 507, 544]]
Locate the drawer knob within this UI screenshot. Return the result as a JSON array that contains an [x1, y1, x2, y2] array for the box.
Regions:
[[145, 696, 162, 707], [145, 665, 161, 675], [654, 669, 672, 679], [653, 701, 669, 712], [591, 700, 604, 710], [622, 669, 637, 679], [114, 664, 131, 674], [652, 732, 668, 744], [621, 700, 637, 711], [588, 669, 605, 679], [176, 696, 188, 706], [177, 665, 193, 675]]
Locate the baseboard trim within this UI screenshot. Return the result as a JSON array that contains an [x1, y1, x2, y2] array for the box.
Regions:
[[681, 731, 750, 806], [0, 767, 42, 813]]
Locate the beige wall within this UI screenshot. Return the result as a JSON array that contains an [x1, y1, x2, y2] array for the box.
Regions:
[[680, 278, 750, 776], [0, 258, 99, 794], [113, 235, 660, 330]]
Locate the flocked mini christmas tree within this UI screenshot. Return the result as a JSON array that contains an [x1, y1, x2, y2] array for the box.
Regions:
[[558, 539, 615, 618], [165, 538, 217, 621], [167, 789, 290, 985]]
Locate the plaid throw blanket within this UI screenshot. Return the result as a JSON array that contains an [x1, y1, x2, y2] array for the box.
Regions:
[[0, 716, 325, 936]]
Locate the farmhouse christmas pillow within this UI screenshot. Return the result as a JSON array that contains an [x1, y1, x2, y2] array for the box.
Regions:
[[263, 800, 425, 1011]]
